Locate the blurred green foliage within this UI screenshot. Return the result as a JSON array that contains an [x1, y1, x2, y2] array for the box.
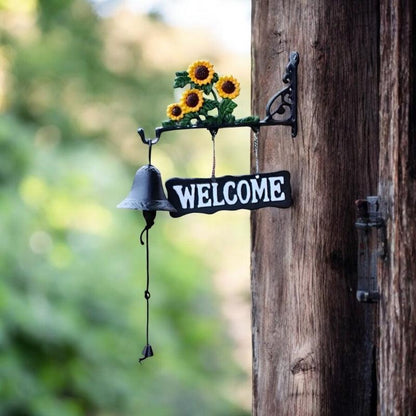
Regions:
[[0, 0, 249, 414]]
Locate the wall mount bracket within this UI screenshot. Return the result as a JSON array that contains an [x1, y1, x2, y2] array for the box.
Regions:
[[355, 196, 387, 303]]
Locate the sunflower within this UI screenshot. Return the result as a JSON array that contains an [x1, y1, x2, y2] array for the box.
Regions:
[[166, 103, 185, 121], [215, 75, 240, 99], [180, 89, 204, 113], [187, 60, 215, 85]]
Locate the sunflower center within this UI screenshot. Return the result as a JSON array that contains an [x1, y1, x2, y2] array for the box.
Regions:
[[186, 93, 199, 107], [195, 65, 209, 80], [222, 81, 236, 94], [171, 106, 182, 116]]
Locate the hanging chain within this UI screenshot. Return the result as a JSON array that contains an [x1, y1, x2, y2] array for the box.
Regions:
[[253, 129, 260, 175], [144, 228, 150, 344], [211, 130, 218, 179], [139, 224, 154, 363]]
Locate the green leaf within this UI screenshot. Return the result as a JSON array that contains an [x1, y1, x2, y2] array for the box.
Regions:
[[179, 112, 198, 127], [218, 99, 237, 117], [161, 119, 177, 128], [201, 83, 213, 95], [199, 99, 217, 117], [202, 99, 218, 111], [213, 73, 219, 83], [204, 115, 218, 124], [222, 114, 236, 124], [174, 74, 191, 88], [198, 108, 208, 117]]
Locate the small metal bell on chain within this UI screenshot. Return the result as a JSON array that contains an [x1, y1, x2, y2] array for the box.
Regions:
[[117, 163, 176, 212], [118, 142, 175, 363], [117, 164, 176, 241]]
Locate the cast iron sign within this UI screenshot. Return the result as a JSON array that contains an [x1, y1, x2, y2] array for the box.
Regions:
[[117, 53, 299, 363], [166, 171, 292, 217]]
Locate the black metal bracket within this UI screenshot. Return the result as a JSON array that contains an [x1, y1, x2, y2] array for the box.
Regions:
[[355, 196, 387, 303], [137, 51, 299, 145]]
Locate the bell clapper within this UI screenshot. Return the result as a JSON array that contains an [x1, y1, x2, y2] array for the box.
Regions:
[[139, 210, 156, 245]]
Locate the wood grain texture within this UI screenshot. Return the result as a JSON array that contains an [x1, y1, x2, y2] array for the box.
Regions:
[[251, 0, 380, 414], [378, 0, 416, 414]]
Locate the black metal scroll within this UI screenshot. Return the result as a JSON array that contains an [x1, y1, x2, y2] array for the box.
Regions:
[[262, 51, 298, 137]]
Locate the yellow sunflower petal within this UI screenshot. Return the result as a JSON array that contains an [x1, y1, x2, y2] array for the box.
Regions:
[[180, 89, 204, 113], [215, 75, 240, 99], [167, 103, 185, 121], [187, 60, 215, 85]]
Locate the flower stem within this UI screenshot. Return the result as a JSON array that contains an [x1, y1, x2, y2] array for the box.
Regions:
[[211, 89, 219, 104], [211, 89, 220, 118]]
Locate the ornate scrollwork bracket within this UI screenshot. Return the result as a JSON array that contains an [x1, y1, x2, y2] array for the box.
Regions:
[[261, 51, 299, 137]]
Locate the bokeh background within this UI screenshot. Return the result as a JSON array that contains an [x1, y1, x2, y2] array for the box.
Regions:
[[0, 0, 252, 414]]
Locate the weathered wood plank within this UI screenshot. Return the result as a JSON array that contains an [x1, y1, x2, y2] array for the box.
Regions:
[[251, 0, 380, 414], [378, 0, 416, 414]]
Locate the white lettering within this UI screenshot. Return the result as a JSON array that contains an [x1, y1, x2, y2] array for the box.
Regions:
[[172, 184, 196, 209], [212, 182, 225, 206], [237, 180, 251, 204], [223, 181, 237, 205], [196, 183, 212, 208], [168, 172, 289, 215], [269, 177, 285, 201], [250, 177, 270, 203]]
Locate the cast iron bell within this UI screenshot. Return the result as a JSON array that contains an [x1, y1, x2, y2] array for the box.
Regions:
[[117, 164, 176, 213], [118, 163, 174, 363]]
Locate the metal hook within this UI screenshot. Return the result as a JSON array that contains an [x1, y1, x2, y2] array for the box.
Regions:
[[137, 128, 160, 146]]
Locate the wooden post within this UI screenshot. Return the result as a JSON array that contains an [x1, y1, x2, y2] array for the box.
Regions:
[[378, 0, 416, 414], [251, 0, 380, 414]]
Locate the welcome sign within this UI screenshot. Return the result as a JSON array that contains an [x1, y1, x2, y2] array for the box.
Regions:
[[165, 171, 292, 217]]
